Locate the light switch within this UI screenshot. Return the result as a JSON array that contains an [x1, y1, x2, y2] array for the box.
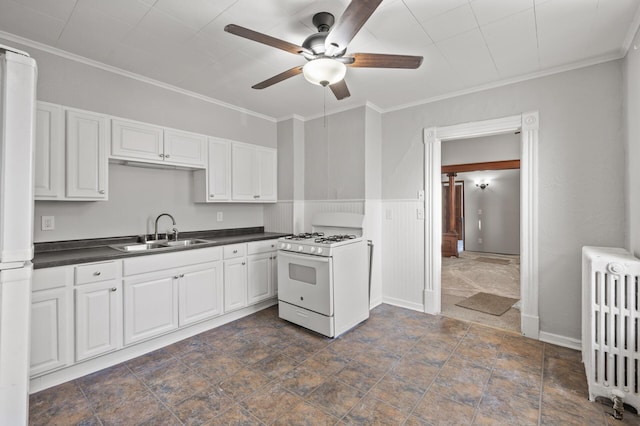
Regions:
[[217, 212, 223, 222], [418, 190, 425, 201], [417, 208, 425, 220], [41, 216, 55, 231]]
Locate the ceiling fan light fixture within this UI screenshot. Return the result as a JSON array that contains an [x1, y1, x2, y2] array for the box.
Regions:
[[302, 58, 346, 87]]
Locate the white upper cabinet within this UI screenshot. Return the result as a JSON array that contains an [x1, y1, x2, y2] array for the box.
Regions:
[[34, 102, 64, 200], [111, 118, 164, 162], [110, 118, 205, 168], [164, 129, 206, 167], [206, 138, 232, 201], [65, 108, 108, 200], [232, 142, 277, 202]]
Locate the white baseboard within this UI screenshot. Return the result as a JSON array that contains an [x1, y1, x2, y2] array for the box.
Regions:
[[423, 289, 440, 315], [369, 297, 383, 309], [382, 296, 424, 312], [521, 313, 540, 339], [539, 331, 582, 351]]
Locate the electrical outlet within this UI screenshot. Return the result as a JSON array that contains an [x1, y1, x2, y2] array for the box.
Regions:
[[216, 212, 223, 222], [41, 216, 55, 231], [417, 208, 425, 220]]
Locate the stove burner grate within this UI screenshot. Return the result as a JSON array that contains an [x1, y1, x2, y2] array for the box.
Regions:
[[285, 232, 325, 241], [314, 234, 357, 244]]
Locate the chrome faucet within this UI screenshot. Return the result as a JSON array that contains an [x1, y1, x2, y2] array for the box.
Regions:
[[154, 213, 177, 241]]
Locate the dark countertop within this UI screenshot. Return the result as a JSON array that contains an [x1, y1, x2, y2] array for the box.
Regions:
[[33, 227, 289, 269]]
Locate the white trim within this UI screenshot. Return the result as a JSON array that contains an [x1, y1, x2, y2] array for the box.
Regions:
[[539, 331, 581, 351], [382, 296, 424, 313], [0, 30, 277, 123], [423, 112, 540, 339]]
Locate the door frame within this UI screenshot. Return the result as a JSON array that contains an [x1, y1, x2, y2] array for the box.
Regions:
[[423, 112, 539, 338]]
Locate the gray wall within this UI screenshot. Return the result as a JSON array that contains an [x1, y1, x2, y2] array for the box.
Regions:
[[0, 37, 278, 242], [459, 170, 520, 255], [625, 30, 640, 257], [304, 107, 366, 200], [276, 119, 294, 201], [382, 61, 625, 340], [441, 133, 520, 165]]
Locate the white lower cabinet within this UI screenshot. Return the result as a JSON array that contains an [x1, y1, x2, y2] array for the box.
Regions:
[[178, 262, 223, 327], [75, 281, 121, 361], [247, 239, 278, 304], [30, 287, 70, 376], [124, 274, 178, 345], [224, 257, 247, 312]]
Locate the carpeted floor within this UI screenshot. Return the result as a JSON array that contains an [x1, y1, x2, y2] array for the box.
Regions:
[[441, 251, 521, 333]]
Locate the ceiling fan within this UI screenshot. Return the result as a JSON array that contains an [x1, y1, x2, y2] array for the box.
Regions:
[[224, 0, 423, 100]]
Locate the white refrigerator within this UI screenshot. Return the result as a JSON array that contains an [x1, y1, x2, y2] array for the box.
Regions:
[[0, 45, 37, 424]]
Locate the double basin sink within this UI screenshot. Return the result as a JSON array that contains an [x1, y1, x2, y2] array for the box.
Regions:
[[110, 238, 216, 253]]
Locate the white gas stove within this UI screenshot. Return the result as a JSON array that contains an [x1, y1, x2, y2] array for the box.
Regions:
[[277, 213, 369, 338], [277, 232, 363, 256]]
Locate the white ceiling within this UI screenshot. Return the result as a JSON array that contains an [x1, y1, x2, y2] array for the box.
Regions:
[[1, 0, 639, 120]]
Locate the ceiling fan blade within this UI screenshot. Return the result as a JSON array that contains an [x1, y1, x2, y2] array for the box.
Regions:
[[225, 24, 311, 56], [329, 79, 351, 100], [325, 0, 383, 56], [347, 53, 423, 69], [252, 66, 304, 89]]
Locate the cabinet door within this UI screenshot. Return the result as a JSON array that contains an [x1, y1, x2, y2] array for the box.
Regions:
[[247, 253, 270, 305], [75, 281, 120, 361], [30, 288, 70, 376], [164, 129, 206, 167], [207, 138, 231, 201], [111, 118, 164, 162], [124, 275, 178, 345], [224, 258, 247, 312], [178, 262, 223, 326], [257, 148, 277, 201], [34, 102, 64, 199], [231, 143, 256, 201], [65, 109, 108, 199]]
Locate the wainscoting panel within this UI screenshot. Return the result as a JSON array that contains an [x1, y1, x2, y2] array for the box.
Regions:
[[264, 201, 293, 234], [381, 200, 425, 311], [303, 200, 365, 231]]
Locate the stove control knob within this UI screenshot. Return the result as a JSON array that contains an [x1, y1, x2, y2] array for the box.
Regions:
[[310, 247, 316, 253], [286, 244, 291, 250], [317, 248, 323, 254], [279, 243, 286, 249], [298, 245, 304, 252]]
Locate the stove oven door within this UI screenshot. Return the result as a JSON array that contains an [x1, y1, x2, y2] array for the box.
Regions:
[[277, 251, 333, 316]]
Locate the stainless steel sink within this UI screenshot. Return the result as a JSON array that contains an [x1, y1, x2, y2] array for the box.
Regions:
[[109, 239, 215, 253], [165, 239, 212, 247]]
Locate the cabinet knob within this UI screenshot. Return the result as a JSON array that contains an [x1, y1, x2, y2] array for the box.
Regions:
[[173, 275, 179, 279], [159, 153, 164, 158], [242, 262, 246, 265], [271, 244, 275, 248], [209, 194, 215, 198], [98, 190, 105, 194], [233, 249, 238, 254], [180, 273, 184, 278], [165, 154, 170, 158], [93, 271, 101, 276], [253, 195, 260, 199], [110, 287, 117, 292]]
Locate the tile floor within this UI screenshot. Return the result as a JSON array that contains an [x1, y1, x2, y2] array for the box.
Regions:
[[29, 304, 638, 425]]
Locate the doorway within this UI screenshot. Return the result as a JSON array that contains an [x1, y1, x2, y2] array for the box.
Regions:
[[423, 112, 540, 338], [440, 167, 521, 332]]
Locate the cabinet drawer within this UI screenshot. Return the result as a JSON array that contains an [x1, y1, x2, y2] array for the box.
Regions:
[[247, 239, 278, 255], [224, 244, 246, 259], [33, 266, 71, 292], [75, 262, 117, 285]]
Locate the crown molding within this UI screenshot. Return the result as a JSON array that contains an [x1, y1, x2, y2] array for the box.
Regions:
[[0, 30, 278, 123], [622, 6, 640, 55]]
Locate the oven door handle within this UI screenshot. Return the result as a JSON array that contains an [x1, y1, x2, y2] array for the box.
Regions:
[[279, 251, 330, 263]]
